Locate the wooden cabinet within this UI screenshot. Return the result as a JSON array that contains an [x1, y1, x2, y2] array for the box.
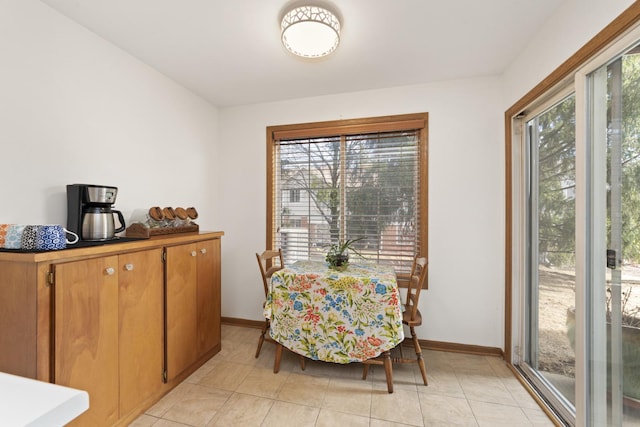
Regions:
[[53, 249, 164, 425], [118, 249, 164, 417], [53, 256, 120, 426], [165, 243, 198, 381], [197, 239, 221, 357], [0, 262, 37, 378], [165, 238, 221, 380], [0, 231, 223, 427]]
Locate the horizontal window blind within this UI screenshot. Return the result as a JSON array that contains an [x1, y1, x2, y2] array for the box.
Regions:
[[268, 114, 427, 278]]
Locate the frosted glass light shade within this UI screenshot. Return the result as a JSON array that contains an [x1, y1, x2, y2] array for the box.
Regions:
[[281, 6, 341, 58]]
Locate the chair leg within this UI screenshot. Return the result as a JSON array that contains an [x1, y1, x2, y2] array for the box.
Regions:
[[255, 319, 269, 358], [299, 356, 306, 371], [362, 364, 370, 380], [274, 343, 283, 373], [383, 351, 394, 393], [411, 326, 428, 385]]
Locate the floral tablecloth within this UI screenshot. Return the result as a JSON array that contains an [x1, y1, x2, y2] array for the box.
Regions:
[[264, 260, 404, 364]]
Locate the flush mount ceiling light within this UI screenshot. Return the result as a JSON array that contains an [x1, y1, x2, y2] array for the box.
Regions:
[[281, 5, 341, 58]]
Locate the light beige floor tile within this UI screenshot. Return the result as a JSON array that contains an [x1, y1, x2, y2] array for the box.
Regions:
[[370, 419, 421, 426], [499, 375, 530, 392], [322, 377, 373, 417], [217, 341, 261, 365], [315, 408, 370, 427], [371, 388, 423, 426], [252, 342, 308, 373], [262, 346, 308, 373], [508, 386, 546, 409], [424, 350, 455, 370], [145, 382, 193, 417], [196, 360, 253, 391], [447, 354, 496, 376], [468, 400, 532, 426], [224, 324, 260, 340], [521, 406, 555, 426], [419, 393, 478, 426], [458, 375, 518, 406], [129, 325, 553, 427], [276, 372, 330, 406], [417, 370, 465, 398], [218, 329, 260, 362], [370, 362, 421, 392], [235, 365, 290, 399], [184, 357, 220, 384], [151, 419, 192, 427], [261, 400, 320, 427], [252, 342, 278, 369], [206, 393, 273, 427], [127, 414, 159, 426], [161, 385, 231, 427], [486, 356, 513, 378]]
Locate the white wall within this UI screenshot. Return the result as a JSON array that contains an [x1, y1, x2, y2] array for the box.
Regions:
[[503, 0, 635, 107], [0, 1, 219, 229], [218, 78, 506, 349]]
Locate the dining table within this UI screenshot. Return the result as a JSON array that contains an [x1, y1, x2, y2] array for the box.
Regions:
[[264, 259, 405, 366]]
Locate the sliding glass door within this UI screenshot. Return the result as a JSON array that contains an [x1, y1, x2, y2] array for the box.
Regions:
[[522, 93, 577, 423], [584, 45, 640, 426], [516, 39, 640, 426]]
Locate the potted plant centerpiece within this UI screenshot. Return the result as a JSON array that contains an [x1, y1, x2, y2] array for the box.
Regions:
[[325, 238, 363, 270]]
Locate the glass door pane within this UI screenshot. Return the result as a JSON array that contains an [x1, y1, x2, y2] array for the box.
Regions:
[[523, 94, 577, 423], [589, 46, 640, 426]]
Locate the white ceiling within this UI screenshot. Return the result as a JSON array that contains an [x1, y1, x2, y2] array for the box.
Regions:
[[39, 0, 564, 107]]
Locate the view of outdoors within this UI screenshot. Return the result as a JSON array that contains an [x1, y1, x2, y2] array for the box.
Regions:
[[529, 93, 577, 402], [275, 130, 420, 275], [532, 52, 640, 422]]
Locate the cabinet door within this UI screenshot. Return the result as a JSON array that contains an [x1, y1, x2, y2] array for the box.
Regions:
[[119, 249, 164, 417], [54, 256, 119, 427], [0, 261, 37, 378], [196, 238, 221, 356], [165, 243, 198, 381]]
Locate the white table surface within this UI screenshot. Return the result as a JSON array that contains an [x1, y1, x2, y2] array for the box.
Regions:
[[0, 372, 89, 426]]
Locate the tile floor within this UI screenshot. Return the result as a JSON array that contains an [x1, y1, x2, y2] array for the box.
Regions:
[[130, 325, 554, 426]]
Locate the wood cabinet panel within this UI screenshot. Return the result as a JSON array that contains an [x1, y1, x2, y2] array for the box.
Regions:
[[118, 249, 164, 417], [197, 239, 221, 356], [0, 261, 37, 378], [165, 243, 198, 381], [37, 263, 53, 381], [54, 256, 119, 427]]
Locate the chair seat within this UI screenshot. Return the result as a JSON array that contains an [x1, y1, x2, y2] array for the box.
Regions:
[[402, 307, 422, 327]]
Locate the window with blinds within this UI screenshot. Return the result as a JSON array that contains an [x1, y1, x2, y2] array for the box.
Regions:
[[267, 113, 428, 279]]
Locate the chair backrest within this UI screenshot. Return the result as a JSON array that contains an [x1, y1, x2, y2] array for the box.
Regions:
[[255, 249, 284, 297], [405, 256, 428, 321]]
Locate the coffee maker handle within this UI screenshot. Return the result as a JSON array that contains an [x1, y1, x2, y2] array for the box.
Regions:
[[113, 210, 126, 233]]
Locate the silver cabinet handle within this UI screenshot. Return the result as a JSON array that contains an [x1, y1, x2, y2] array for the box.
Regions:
[[191, 251, 197, 257], [105, 267, 115, 275], [125, 263, 134, 271], [200, 248, 207, 254]]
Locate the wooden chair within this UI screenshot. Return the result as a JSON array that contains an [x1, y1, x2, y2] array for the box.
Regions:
[[255, 249, 305, 373], [362, 256, 429, 392]]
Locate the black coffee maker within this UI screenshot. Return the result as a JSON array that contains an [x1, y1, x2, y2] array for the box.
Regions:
[[67, 184, 126, 241]]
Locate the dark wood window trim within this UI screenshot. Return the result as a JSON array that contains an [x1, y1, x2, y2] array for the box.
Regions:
[[266, 113, 429, 286]]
